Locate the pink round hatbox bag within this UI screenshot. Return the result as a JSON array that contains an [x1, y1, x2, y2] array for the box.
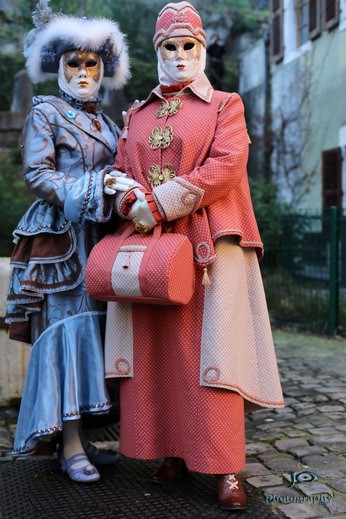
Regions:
[[85, 223, 195, 305]]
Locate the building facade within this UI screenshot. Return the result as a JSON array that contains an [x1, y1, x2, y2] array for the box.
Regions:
[[239, 0, 346, 211]]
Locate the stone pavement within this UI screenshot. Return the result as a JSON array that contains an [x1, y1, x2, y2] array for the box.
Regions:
[[0, 329, 346, 519], [244, 330, 346, 519]]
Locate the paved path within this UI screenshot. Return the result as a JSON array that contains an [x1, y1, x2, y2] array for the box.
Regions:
[[0, 330, 345, 518], [244, 330, 346, 518]]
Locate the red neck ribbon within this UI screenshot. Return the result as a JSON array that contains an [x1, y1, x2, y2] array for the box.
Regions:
[[160, 81, 193, 94]]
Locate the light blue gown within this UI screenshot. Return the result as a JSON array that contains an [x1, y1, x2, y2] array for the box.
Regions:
[[6, 94, 119, 454]]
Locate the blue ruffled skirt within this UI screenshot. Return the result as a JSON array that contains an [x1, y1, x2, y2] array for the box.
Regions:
[[13, 310, 111, 454], [7, 207, 112, 454]]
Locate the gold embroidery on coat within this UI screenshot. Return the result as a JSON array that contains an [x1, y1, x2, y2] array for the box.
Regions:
[[149, 126, 174, 149], [156, 98, 182, 117], [148, 164, 176, 187]]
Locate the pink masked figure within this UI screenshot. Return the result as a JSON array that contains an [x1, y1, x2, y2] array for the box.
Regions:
[[105, 2, 284, 511]]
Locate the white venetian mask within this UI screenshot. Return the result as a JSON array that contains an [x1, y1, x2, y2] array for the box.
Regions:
[[58, 50, 104, 101], [157, 36, 206, 86]]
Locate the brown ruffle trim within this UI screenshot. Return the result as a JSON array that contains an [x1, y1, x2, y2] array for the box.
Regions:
[[11, 230, 74, 265]]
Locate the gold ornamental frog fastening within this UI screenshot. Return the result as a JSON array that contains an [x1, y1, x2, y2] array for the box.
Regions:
[[148, 126, 174, 149], [156, 98, 182, 118], [148, 164, 176, 187]]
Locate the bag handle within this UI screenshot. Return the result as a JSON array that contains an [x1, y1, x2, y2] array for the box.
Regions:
[[116, 221, 162, 244]]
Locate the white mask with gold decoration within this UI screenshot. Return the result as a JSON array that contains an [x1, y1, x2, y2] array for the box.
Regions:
[[157, 36, 206, 86], [58, 50, 104, 101]]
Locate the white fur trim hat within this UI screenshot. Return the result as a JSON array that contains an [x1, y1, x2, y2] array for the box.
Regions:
[[153, 2, 207, 50], [24, 0, 130, 89]]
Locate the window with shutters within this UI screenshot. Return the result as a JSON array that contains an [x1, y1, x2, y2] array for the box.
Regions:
[[323, 0, 339, 30], [296, 0, 309, 46], [270, 0, 284, 62], [322, 148, 342, 211], [309, 0, 321, 39]]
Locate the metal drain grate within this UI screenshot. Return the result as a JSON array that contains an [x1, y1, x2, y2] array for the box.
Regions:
[[84, 422, 120, 443], [0, 457, 277, 519]]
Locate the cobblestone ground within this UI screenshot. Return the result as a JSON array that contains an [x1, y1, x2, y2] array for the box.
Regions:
[[244, 330, 346, 519], [0, 329, 345, 519]]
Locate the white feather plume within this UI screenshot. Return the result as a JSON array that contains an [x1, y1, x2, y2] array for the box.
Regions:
[[32, 0, 53, 29]]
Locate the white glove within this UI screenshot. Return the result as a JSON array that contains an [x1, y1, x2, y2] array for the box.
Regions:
[[122, 100, 140, 123], [128, 188, 157, 232], [104, 169, 135, 195]]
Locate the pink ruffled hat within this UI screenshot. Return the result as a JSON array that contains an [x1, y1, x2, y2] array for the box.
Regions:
[[153, 2, 207, 50]]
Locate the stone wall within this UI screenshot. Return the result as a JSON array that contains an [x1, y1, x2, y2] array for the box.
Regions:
[[0, 258, 29, 407], [0, 112, 25, 149]]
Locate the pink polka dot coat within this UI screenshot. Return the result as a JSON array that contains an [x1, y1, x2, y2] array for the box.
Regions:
[[114, 73, 263, 267], [105, 74, 284, 473]]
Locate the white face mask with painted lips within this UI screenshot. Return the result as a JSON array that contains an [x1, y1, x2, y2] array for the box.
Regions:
[[58, 50, 104, 101], [157, 36, 206, 86]]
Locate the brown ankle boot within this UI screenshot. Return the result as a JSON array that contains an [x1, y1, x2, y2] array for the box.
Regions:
[[151, 457, 189, 484], [215, 473, 247, 510]]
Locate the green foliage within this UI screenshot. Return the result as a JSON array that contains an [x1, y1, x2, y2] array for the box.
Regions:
[[32, 80, 59, 98], [197, 0, 268, 36], [217, 59, 239, 95], [249, 178, 284, 252], [263, 271, 329, 334], [254, 202, 342, 334], [16, 1, 33, 27], [0, 54, 25, 111], [2, 0, 269, 109], [250, 178, 315, 275], [124, 58, 157, 104], [0, 150, 34, 256]]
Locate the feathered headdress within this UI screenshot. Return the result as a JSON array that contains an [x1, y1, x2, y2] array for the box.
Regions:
[[24, 0, 130, 89]]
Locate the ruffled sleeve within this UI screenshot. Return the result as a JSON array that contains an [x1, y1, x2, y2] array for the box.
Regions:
[[63, 168, 112, 224]]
